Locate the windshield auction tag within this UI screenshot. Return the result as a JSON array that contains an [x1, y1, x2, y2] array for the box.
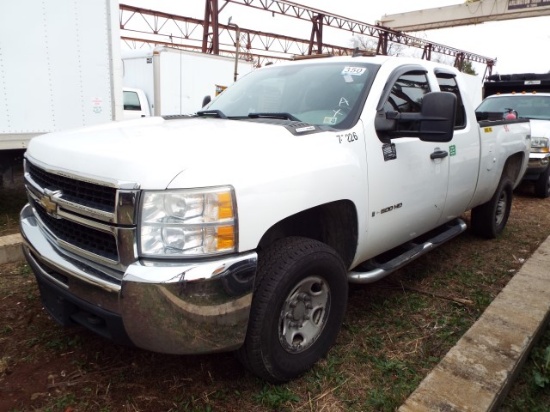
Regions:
[[341, 67, 366, 76], [342, 66, 366, 83]]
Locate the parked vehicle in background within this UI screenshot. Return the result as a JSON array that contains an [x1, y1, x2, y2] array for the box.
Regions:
[[122, 47, 255, 118], [123, 87, 152, 119], [477, 73, 550, 198], [19, 55, 530, 383]]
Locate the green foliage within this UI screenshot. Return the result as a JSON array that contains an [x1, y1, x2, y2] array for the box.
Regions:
[[501, 327, 550, 411], [462, 61, 478, 76], [364, 388, 394, 411], [44, 393, 78, 412], [45, 335, 82, 351], [252, 385, 300, 409], [533, 345, 550, 388]]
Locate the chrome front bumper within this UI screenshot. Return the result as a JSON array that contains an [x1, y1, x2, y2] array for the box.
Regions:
[[20, 203, 258, 354], [526, 153, 550, 176]]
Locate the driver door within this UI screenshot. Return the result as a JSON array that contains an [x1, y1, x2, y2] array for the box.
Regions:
[[364, 69, 450, 255]]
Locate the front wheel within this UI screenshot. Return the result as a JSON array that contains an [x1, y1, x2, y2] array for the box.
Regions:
[[237, 237, 348, 383], [470, 176, 513, 239], [534, 165, 550, 199]]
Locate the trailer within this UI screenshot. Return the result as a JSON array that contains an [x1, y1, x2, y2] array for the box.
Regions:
[[0, 0, 123, 179], [121, 47, 255, 117]]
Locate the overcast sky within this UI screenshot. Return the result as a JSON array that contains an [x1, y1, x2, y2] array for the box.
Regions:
[[124, 0, 550, 75]]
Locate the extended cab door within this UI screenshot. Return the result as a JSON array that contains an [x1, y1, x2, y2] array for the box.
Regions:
[[364, 68, 451, 255], [434, 70, 480, 224]]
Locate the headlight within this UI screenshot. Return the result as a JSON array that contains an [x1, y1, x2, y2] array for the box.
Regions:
[[531, 137, 549, 153], [139, 186, 237, 257]]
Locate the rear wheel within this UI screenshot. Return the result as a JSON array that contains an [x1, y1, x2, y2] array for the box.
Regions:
[[534, 165, 550, 199], [471, 177, 513, 239], [237, 237, 348, 383]]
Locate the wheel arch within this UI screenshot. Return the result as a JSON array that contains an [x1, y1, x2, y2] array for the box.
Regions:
[[257, 200, 358, 269], [503, 151, 528, 188]]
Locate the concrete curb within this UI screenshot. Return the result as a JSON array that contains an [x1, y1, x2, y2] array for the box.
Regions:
[[1, 233, 550, 410], [0, 233, 23, 265], [399, 235, 550, 412]]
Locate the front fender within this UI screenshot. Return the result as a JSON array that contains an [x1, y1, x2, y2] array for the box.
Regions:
[[236, 130, 367, 251]]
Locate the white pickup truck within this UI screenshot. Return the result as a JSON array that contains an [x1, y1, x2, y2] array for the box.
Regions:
[[20, 56, 530, 383]]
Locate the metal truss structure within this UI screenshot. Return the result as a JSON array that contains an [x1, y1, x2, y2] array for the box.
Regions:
[[119, 1, 496, 74]]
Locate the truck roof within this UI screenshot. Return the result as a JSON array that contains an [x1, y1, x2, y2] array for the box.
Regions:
[[269, 54, 463, 73], [120, 46, 244, 64]]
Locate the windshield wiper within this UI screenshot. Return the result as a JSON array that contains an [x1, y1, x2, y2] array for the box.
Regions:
[[248, 112, 301, 121], [196, 109, 227, 119]]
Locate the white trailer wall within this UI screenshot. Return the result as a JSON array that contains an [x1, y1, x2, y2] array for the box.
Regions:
[[159, 49, 252, 115], [122, 47, 254, 116], [0, 0, 122, 150]]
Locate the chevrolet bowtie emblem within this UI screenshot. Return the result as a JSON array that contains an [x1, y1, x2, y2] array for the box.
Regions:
[[39, 190, 61, 216]]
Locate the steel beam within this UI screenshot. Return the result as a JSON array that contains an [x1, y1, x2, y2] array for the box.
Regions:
[[379, 0, 550, 31]]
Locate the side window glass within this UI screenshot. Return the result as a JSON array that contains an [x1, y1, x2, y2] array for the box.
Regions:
[[436, 74, 466, 129], [124, 91, 141, 111], [385, 72, 430, 114], [381, 71, 430, 133]]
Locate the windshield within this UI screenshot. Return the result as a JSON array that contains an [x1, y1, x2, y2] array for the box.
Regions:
[[203, 61, 378, 129], [476, 95, 550, 120]]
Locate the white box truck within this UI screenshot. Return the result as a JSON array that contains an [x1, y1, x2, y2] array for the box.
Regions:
[[0, 0, 123, 178], [122, 47, 255, 117]]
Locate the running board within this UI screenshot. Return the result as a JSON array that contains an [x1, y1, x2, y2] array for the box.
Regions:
[[348, 218, 467, 284]]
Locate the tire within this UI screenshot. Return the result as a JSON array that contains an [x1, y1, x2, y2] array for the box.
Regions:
[[534, 165, 550, 199], [470, 176, 513, 239], [237, 237, 348, 383]]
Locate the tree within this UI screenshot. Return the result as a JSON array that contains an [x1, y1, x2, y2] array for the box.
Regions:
[[462, 61, 478, 75]]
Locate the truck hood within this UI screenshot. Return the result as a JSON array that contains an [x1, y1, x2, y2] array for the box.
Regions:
[[529, 119, 550, 139], [26, 117, 328, 189]]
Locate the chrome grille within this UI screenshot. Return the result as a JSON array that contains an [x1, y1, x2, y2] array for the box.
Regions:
[[25, 160, 139, 267], [27, 161, 117, 213], [33, 199, 119, 261]]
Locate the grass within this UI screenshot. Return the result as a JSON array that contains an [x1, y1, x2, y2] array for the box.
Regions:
[[253, 385, 300, 409], [500, 326, 550, 411], [1, 179, 549, 411]]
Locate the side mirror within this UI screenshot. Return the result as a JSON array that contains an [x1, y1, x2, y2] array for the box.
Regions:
[[375, 92, 457, 142], [418, 91, 457, 142]]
